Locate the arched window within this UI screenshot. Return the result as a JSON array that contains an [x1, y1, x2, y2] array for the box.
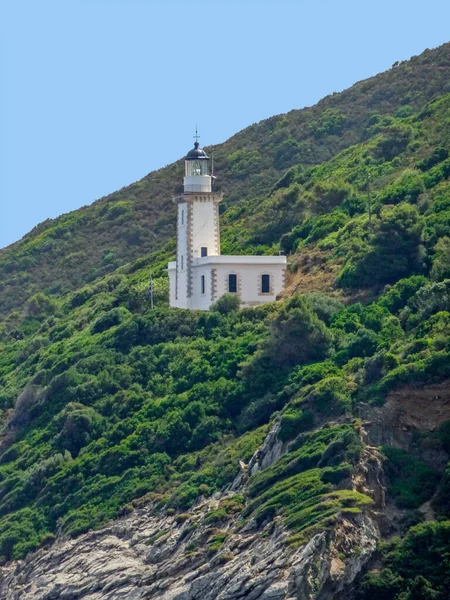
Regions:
[[261, 274, 270, 294], [228, 274, 237, 293]]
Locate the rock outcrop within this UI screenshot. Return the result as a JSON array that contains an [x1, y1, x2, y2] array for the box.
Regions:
[[0, 422, 385, 600], [0, 496, 380, 600]]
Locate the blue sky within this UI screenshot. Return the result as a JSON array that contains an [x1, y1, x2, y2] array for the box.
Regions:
[[1, 0, 450, 248]]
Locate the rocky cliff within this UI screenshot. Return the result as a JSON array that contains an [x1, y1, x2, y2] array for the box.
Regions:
[[0, 416, 386, 600]]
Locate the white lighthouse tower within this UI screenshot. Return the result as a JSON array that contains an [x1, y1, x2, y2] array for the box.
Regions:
[[168, 135, 286, 310]]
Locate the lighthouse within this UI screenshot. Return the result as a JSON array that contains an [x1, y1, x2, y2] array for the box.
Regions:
[[168, 136, 286, 310]]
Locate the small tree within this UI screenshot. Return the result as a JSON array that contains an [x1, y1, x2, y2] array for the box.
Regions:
[[431, 236, 450, 281], [211, 293, 241, 314], [264, 295, 333, 367]]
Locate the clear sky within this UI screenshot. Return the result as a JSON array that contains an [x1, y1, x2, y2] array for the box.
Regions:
[[1, 0, 449, 249]]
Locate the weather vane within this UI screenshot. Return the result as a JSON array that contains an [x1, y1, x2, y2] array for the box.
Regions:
[[193, 126, 200, 143]]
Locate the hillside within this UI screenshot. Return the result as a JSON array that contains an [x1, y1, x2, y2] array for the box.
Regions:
[[1, 43, 450, 316], [1, 42, 450, 600]]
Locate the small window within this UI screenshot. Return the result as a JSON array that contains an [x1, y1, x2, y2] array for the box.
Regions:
[[181, 209, 184, 225], [228, 273, 237, 293], [201, 275, 205, 294], [261, 274, 270, 294], [201, 247, 208, 257], [180, 255, 184, 270]]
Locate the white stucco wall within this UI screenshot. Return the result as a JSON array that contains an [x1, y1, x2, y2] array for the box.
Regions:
[[176, 202, 189, 307], [170, 254, 286, 310], [191, 200, 220, 259], [181, 256, 286, 310], [168, 262, 177, 307], [211, 257, 286, 307], [191, 265, 213, 310]]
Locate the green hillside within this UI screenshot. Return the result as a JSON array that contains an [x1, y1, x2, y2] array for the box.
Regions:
[[0, 42, 450, 599], [1, 43, 450, 316]]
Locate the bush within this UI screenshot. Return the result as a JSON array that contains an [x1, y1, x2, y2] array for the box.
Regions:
[[423, 158, 450, 189], [357, 568, 404, 600], [211, 294, 241, 314], [307, 377, 351, 415], [24, 293, 57, 318], [335, 328, 380, 365], [91, 307, 131, 334], [359, 521, 450, 600], [312, 180, 353, 214], [431, 237, 450, 281], [382, 446, 440, 509], [340, 203, 425, 288], [278, 409, 314, 442], [409, 280, 450, 319], [8, 387, 47, 429], [378, 276, 428, 313], [373, 125, 411, 161], [416, 147, 448, 172], [379, 169, 425, 205], [55, 403, 104, 457], [262, 295, 333, 368]]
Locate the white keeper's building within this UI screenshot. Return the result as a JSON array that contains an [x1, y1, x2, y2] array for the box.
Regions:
[[168, 140, 287, 310]]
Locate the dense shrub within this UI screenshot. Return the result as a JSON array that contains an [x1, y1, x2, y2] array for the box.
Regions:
[[91, 307, 130, 334], [278, 409, 314, 442], [261, 295, 333, 368], [431, 237, 450, 281], [378, 276, 428, 313], [382, 446, 440, 509], [358, 521, 450, 600], [55, 403, 104, 457], [338, 203, 425, 288], [211, 293, 241, 314], [378, 169, 425, 205], [416, 147, 448, 171]]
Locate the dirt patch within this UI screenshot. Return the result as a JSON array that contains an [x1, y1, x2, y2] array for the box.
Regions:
[[372, 381, 450, 431], [361, 380, 450, 451], [281, 247, 381, 304], [282, 248, 342, 298]]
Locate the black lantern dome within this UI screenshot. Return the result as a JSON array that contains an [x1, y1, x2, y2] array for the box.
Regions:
[[186, 141, 209, 160]]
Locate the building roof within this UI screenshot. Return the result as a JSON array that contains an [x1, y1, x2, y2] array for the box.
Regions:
[[186, 141, 209, 160]]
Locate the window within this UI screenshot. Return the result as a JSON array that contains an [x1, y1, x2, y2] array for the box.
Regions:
[[201, 247, 208, 257], [201, 275, 205, 294], [186, 160, 209, 177], [261, 274, 270, 294], [228, 273, 237, 293], [181, 209, 184, 225], [180, 255, 184, 270]]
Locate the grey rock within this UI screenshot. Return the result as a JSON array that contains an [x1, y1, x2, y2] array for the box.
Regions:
[[0, 424, 384, 600]]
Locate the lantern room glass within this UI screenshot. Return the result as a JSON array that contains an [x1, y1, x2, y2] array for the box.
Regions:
[[186, 159, 209, 176]]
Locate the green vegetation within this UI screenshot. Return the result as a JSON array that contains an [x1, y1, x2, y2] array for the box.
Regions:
[[357, 521, 450, 600], [244, 424, 369, 545], [3, 265, 448, 560], [0, 43, 450, 576], [381, 446, 440, 509]]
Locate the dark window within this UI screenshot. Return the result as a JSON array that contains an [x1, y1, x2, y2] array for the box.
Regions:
[[261, 274, 270, 293], [228, 274, 237, 293], [201, 247, 208, 257], [201, 275, 205, 294], [181, 209, 184, 225], [180, 255, 184, 270]]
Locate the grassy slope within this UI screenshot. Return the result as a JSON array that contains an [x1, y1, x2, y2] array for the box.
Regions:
[[1, 43, 450, 315], [0, 43, 449, 598]]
